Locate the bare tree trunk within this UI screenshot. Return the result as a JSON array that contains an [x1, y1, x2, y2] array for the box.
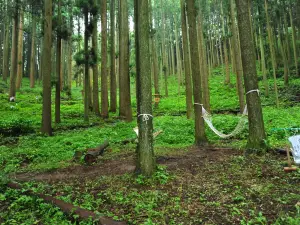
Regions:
[[41, 0, 53, 135], [110, 0, 117, 112], [180, 0, 193, 119], [186, 0, 208, 146], [230, 0, 245, 113], [84, 9, 90, 122], [101, 0, 109, 118], [289, 7, 298, 76], [9, 1, 19, 100], [160, 0, 168, 97], [16, 9, 23, 90], [134, 0, 156, 176], [30, 15, 36, 88], [258, 27, 269, 96], [2, 14, 9, 83], [235, 0, 266, 152], [119, 0, 132, 121], [92, 8, 100, 116]]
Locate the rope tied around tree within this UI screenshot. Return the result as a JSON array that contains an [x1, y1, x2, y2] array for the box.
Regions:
[[194, 89, 260, 138], [138, 114, 153, 124]]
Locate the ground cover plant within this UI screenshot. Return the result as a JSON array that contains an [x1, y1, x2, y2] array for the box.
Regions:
[[1, 67, 300, 224]]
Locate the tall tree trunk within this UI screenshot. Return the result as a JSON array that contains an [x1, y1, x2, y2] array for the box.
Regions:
[[101, 0, 109, 118], [221, 0, 230, 84], [186, 0, 208, 146], [134, 0, 156, 176], [16, 9, 23, 90], [41, 0, 53, 135], [197, 9, 210, 112], [30, 15, 36, 88], [119, 0, 132, 121], [55, 0, 62, 124], [180, 0, 193, 119], [92, 6, 100, 116], [264, 0, 279, 107], [9, 1, 19, 100], [110, 0, 117, 112], [174, 19, 182, 94], [235, 0, 266, 152], [160, 0, 168, 97], [84, 9, 90, 122], [2, 14, 9, 82], [259, 26, 269, 96], [289, 7, 298, 76], [230, 0, 245, 113]]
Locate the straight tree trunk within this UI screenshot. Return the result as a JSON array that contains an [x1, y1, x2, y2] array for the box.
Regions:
[[289, 7, 298, 76], [9, 1, 19, 100], [197, 9, 210, 112], [134, 0, 156, 176], [92, 8, 100, 116], [2, 15, 9, 82], [101, 0, 109, 118], [110, 0, 117, 112], [186, 0, 208, 146], [259, 26, 269, 96], [16, 9, 24, 90], [119, 0, 132, 121], [174, 19, 182, 93], [55, 0, 62, 124], [30, 15, 36, 88], [264, 0, 279, 107], [84, 10, 90, 122], [41, 0, 53, 135], [235, 0, 266, 152], [180, 0, 193, 119], [160, 0, 168, 97], [230, 0, 245, 113]]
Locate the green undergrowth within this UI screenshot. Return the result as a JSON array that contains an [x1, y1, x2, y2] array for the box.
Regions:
[[1, 65, 300, 224]]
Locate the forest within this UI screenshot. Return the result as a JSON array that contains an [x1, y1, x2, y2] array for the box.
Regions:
[[0, 0, 300, 224]]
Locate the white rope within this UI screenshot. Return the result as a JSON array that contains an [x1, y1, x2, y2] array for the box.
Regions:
[[195, 103, 248, 139], [246, 89, 260, 96], [138, 114, 153, 124]]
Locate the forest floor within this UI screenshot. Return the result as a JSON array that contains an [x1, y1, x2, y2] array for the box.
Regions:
[[1, 66, 300, 224]]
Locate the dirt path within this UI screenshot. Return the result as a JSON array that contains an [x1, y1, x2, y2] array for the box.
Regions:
[[13, 146, 239, 182]]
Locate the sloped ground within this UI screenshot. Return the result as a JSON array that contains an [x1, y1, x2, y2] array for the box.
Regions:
[[2, 146, 300, 224]]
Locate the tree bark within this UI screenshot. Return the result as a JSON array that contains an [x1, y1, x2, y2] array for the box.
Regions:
[[230, 0, 245, 113], [92, 5, 100, 116], [101, 0, 109, 118], [180, 0, 193, 119], [2, 14, 9, 83], [41, 0, 53, 135], [186, 0, 208, 146], [110, 0, 117, 112], [16, 9, 24, 90], [84, 9, 90, 122], [119, 0, 132, 121], [235, 0, 267, 152], [9, 2, 19, 100], [134, 0, 156, 176], [30, 15, 36, 88]]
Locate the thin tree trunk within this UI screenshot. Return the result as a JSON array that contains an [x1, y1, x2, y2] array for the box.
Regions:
[[289, 8, 298, 76], [9, 1, 19, 100], [174, 19, 182, 95], [92, 9, 100, 116], [186, 0, 208, 146], [110, 0, 117, 112], [16, 9, 23, 90], [259, 26, 269, 96], [264, 0, 279, 107], [160, 0, 168, 97], [180, 0, 193, 119], [41, 0, 53, 135], [230, 0, 245, 113], [55, 0, 62, 124], [30, 15, 36, 88], [101, 0, 109, 118], [235, 0, 266, 152], [2, 14, 9, 82], [119, 0, 132, 121], [84, 10, 90, 122], [134, 0, 156, 176]]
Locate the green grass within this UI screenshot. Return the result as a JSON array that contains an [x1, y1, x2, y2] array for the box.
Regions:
[[1, 65, 300, 224]]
